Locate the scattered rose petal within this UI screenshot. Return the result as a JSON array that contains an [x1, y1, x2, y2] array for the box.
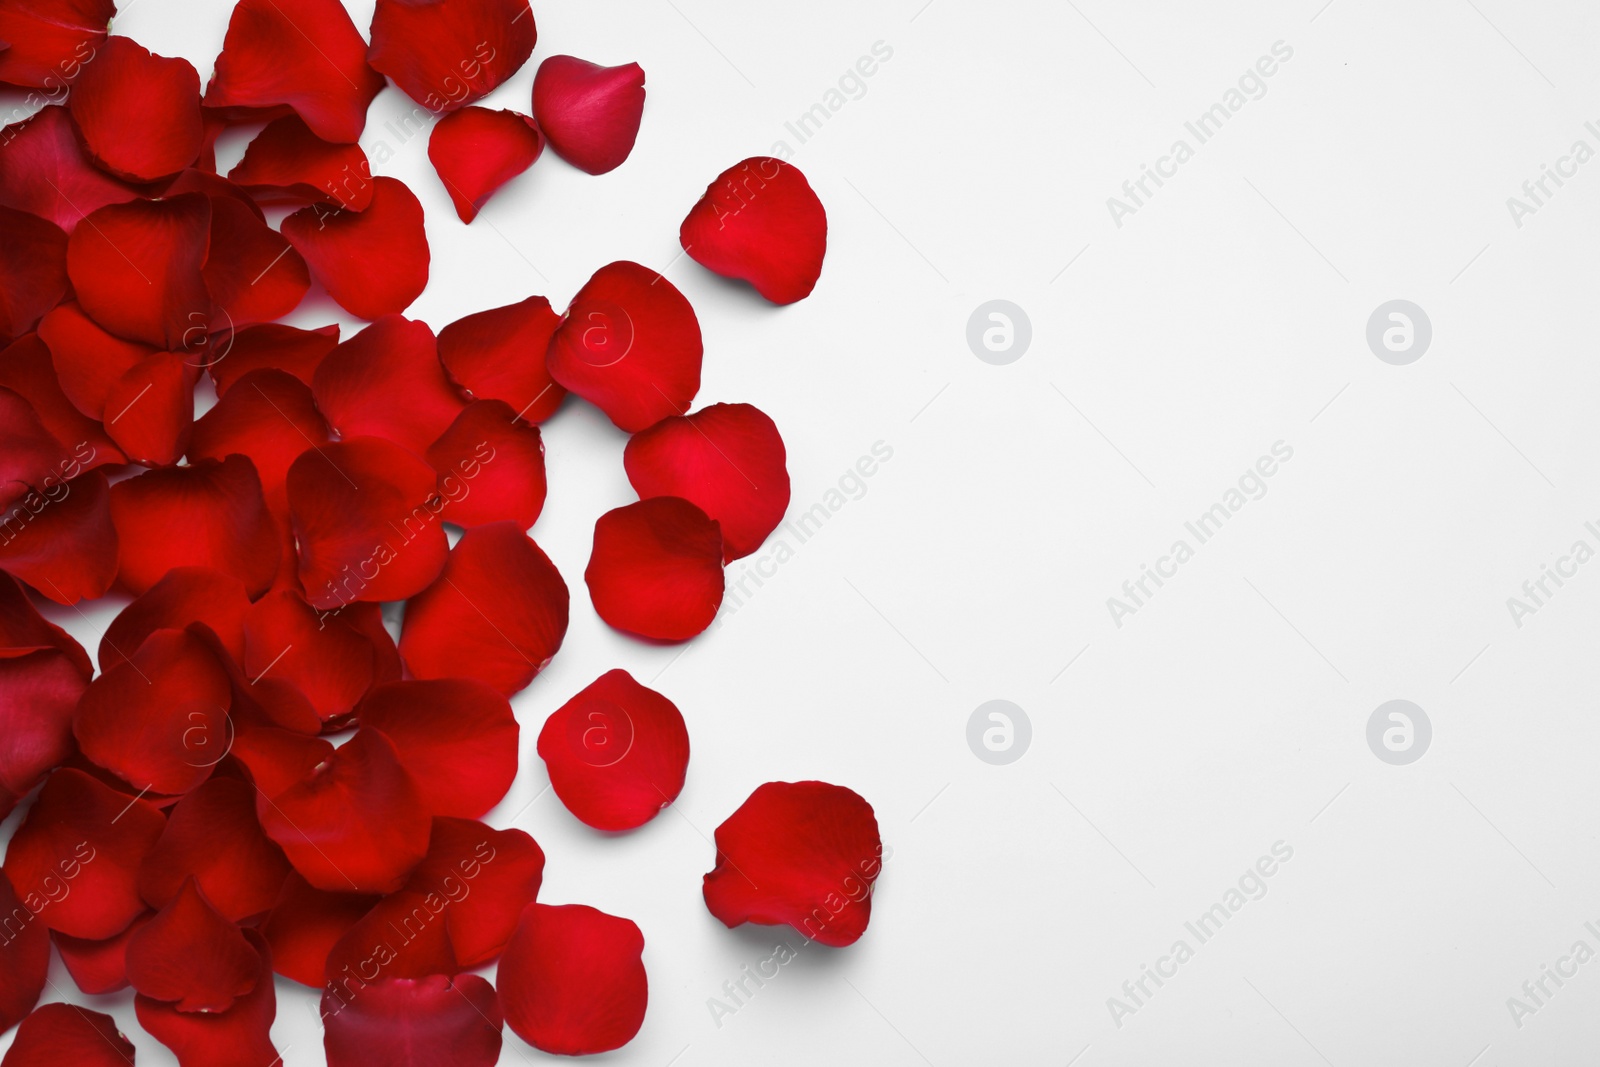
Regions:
[[0, 872, 49, 1035], [0, 207, 67, 341], [425, 399, 546, 528], [532, 56, 645, 175], [0, 0, 112, 90], [202, 193, 309, 328], [68, 36, 204, 181], [499, 903, 647, 1055], [66, 193, 212, 349], [405, 817, 544, 967], [135, 929, 279, 1067], [680, 157, 827, 304], [437, 295, 564, 423], [0, 469, 118, 605], [428, 106, 543, 222], [0, 107, 143, 232], [321, 890, 458, 994], [356, 679, 519, 819], [52, 915, 149, 993], [0, 386, 70, 511], [100, 567, 250, 672], [585, 497, 723, 642], [207, 322, 339, 397], [244, 590, 399, 728], [0, 571, 91, 818], [0, 334, 124, 468], [36, 301, 155, 419], [101, 351, 200, 467], [189, 369, 332, 515], [312, 315, 462, 454], [368, 0, 536, 112], [228, 114, 375, 210], [282, 176, 429, 320], [126, 877, 263, 1013], [260, 871, 378, 988], [0, 1003, 133, 1067], [138, 778, 291, 923], [322, 975, 502, 1067]]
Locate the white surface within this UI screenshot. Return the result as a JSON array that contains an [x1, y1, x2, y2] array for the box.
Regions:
[[7, 0, 1600, 1064]]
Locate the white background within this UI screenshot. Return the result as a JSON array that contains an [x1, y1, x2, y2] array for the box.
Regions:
[[7, 0, 1600, 1064]]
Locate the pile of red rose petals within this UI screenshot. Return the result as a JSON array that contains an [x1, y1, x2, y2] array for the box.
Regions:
[[0, 0, 878, 1063]]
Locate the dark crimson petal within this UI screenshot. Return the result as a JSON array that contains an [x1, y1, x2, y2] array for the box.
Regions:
[[138, 778, 291, 923], [37, 301, 154, 419], [256, 729, 432, 893], [312, 315, 462, 454], [189, 369, 331, 515], [207, 322, 338, 397], [322, 975, 502, 1067], [425, 399, 545, 528], [0, 469, 118, 604], [681, 157, 827, 304], [537, 669, 688, 832], [228, 114, 374, 210], [68, 36, 204, 181], [0, 568, 90, 672], [0, 206, 66, 340], [403, 817, 543, 967], [368, 0, 535, 112], [244, 591, 398, 728], [126, 877, 263, 1012], [260, 871, 377, 987], [135, 929, 279, 1067], [0, 0, 110, 89], [202, 194, 309, 328], [703, 780, 883, 947], [531, 56, 645, 176], [0, 572, 90, 814], [229, 727, 333, 804], [428, 106, 543, 223], [0, 107, 143, 232], [0, 335, 125, 468], [437, 295, 564, 423], [0, 1003, 134, 1067], [66, 193, 212, 348], [281, 176, 429, 320], [584, 497, 723, 642], [102, 351, 199, 467], [2, 767, 166, 939], [204, 0, 386, 143], [322, 890, 458, 995], [624, 402, 790, 561], [356, 679, 518, 819], [0, 387, 69, 511], [286, 436, 449, 610], [0, 873, 49, 1034], [545, 261, 702, 432], [109, 456, 280, 597], [100, 567, 249, 672], [399, 522, 569, 697], [499, 903, 646, 1055], [53, 912, 150, 994]]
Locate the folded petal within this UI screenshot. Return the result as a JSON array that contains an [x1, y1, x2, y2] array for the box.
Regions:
[[368, 0, 535, 112], [0, 469, 118, 604], [135, 929, 280, 1067], [312, 315, 462, 454], [0, 107, 143, 232], [126, 877, 263, 1012], [203, 193, 309, 328], [545, 260, 702, 432], [437, 295, 564, 423], [0, 1003, 133, 1067], [322, 974, 502, 1067], [282, 176, 429, 320], [703, 780, 882, 947], [585, 497, 723, 641], [425, 399, 545, 528], [399, 521, 569, 697], [66, 193, 212, 349], [244, 590, 399, 728], [428, 106, 543, 222], [356, 679, 518, 819], [208, 322, 339, 397], [37, 301, 155, 419], [0, 873, 50, 1034], [53, 914, 149, 993], [0, 0, 111, 90], [102, 350, 199, 467], [531, 56, 645, 176], [228, 114, 375, 210], [499, 903, 646, 1055], [138, 778, 291, 923], [404, 817, 543, 967], [0, 334, 124, 468], [260, 871, 378, 987], [680, 157, 827, 304], [0, 206, 67, 341], [68, 36, 204, 181]]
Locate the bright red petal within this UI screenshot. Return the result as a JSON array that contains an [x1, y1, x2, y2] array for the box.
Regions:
[[68, 36, 204, 181], [189, 368, 331, 516], [37, 301, 154, 419], [545, 261, 702, 432], [135, 929, 280, 1067], [428, 106, 543, 223], [499, 903, 646, 1055], [0, 0, 111, 89], [425, 399, 545, 528], [680, 157, 827, 304], [703, 780, 882, 947], [138, 778, 291, 923], [260, 871, 378, 988], [203, 193, 309, 328], [208, 322, 339, 397], [126, 877, 263, 1012], [399, 521, 569, 697], [0, 1003, 133, 1067], [322, 974, 502, 1067], [100, 567, 250, 672], [244, 590, 399, 728], [312, 315, 462, 454], [584, 497, 723, 641], [282, 176, 429, 320], [101, 350, 199, 467], [368, 0, 535, 112], [0, 107, 143, 232], [0, 873, 49, 1034], [0, 207, 66, 341], [0, 469, 118, 605], [0, 334, 125, 468], [228, 114, 375, 210], [66, 193, 212, 348], [322, 891, 460, 1003], [531, 56, 644, 175], [437, 295, 565, 423], [405, 817, 543, 967], [52, 914, 149, 993], [356, 679, 518, 819], [0, 571, 91, 818]]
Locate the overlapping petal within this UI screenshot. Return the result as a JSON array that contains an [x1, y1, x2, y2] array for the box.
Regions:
[[0, 334, 123, 468], [0, 1003, 133, 1067], [0, 469, 118, 604], [0, 572, 90, 818], [585, 497, 724, 641], [202, 193, 309, 328], [356, 679, 519, 819], [0, 0, 112, 90], [322, 975, 502, 1067], [228, 115, 374, 210], [312, 315, 462, 454], [100, 567, 250, 672], [244, 590, 400, 728], [189, 369, 331, 515], [37, 301, 154, 419], [680, 157, 827, 304], [126, 877, 263, 1012], [0, 872, 49, 1035], [405, 817, 544, 967], [532, 56, 645, 175], [425, 399, 545, 528], [53, 914, 150, 994], [499, 903, 647, 1055], [135, 929, 280, 1067], [0, 207, 67, 341], [260, 872, 378, 987], [437, 295, 564, 423], [0, 107, 143, 231], [207, 322, 339, 396], [368, 0, 536, 112], [66, 192, 212, 349], [282, 176, 429, 320], [68, 36, 204, 181], [138, 778, 291, 923]]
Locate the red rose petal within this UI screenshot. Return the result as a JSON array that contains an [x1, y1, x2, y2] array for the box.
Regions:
[[584, 497, 723, 642], [425, 399, 546, 528], [135, 929, 280, 1067], [356, 679, 519, 819], [537, 669, 689, 832], [189, 369, 331, 516], [624, 402, 791, 561], [399, 521, 569, 697], [680, 157, 827, 304], [260, 871, 378, 987], [406, 817, 544, 967], [322, 974, 502, 1067], [203, 193, 309, 328], [0, 469, 118, 605], [0, 334, 125, 468], [66, 192, 212, 349], [282, 176, 429, 320], [286, 436, 450, 611], [0, 107, 142, 232], [703, 780, 883, 947], [109, 456, 280, 597], [499, 902, 647, 1055], [0, 387, 70, 511], [437, 295, 565, 423], [205, 0, 386, 143], [2, 767, 165, 939], [0, 873, 49, 1034], [428, 106, 543, 223], [207, 322, 339, 397], [368, 0, 535, 112], [126, 877, 263, 1012], [256, 728, 432, 893], [228, 114, 374, 210], [0, 207, 66, 341], [52, 914, 150, 994], [545, 260, 702, 432], [312, 315, 462, 454], [36, 301, 155, 419], [68, 36, 204, 181], [189, 620, 324, 741], [531, 56, 645, 176], [138, 778, 291, 923], [230, 726, 333, 800], [321, 890, 459, 994], [101, 350, 200, 467], [0, 1003, 133, 1067], [244, 590, 399, 728], [0, 571, 91, 818], [100, 567, 250, 673], [0, 0, 111, 90]]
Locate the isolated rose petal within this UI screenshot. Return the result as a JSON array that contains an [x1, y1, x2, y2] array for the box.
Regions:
[[257, 729, 432, 893], [406, 817, 544, 967], [437, 295, 564, 422], [282, 176, 429, 320], [425, 399, 545, 528], [357, 679, 519, 819], [0, 335, 124, 467], [228, 114, 374, 210], [532, 56, 644, 175], [0, 207, 66, 340], [67, 193, 212, 348], [0, 873, 49, 1034], [537, 669, 688, 831], [37, 302, 155, 419], [138, 779, 291, 922], [287, 437, 450, 610], [3, 767, 165, 939], [545, 261, 702, 432], [500, 903, 647, 1055], [0, 469, 118, 604], [127, 878, 263, 1012], [102, 351, 200, 467], [368, 0, 535, 112], [703, 780, 882, 947], [0, 0, 112, 89], [625, 402, 790, 560], [54, 914, 151, 994], [0, 387, 70, 511], [313, 315, 462, 454], [203, 194, 309, 328], [100, 568, 250, 673], [208, 322, 339, 396], [585, 497, 723, 641], [205, 0, 386, 143], [322, 975, 502, 1067], [429, 106, 543, 222], [136, 929, 279, 1067], [244, 591, 399, 728], [110, 456, 280, 597], [680, 157, 827, 304], [69, 36, 204, 181], [0, 1003, 133, 1067], [189, 369, 331, 516], [0, 107, 143, 231], [260, 872, 378, 987], [0, 571, 91, 817], [399, 521, 569, 696]]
